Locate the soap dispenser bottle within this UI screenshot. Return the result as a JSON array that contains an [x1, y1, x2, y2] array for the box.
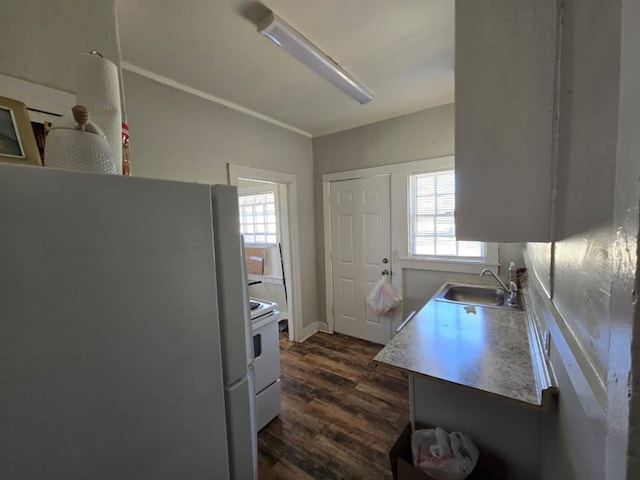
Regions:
[[508, 262, 518, 288]]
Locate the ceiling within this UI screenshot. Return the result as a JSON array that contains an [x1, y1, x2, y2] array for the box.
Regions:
[[117, 0, 454, 137]]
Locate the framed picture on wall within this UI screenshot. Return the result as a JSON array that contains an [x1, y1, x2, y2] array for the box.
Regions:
[[0, 96, 42, 166]]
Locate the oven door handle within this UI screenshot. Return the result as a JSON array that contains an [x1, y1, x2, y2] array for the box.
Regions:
[[252, 310, 279, 330]]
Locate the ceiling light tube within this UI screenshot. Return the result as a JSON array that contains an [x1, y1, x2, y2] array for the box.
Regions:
[[258, 12, 374, 104]]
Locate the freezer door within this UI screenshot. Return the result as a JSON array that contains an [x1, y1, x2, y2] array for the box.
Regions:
[[0, 165, 231, 479], [210, 185, 254, 383], [239, 235, 256, 368]]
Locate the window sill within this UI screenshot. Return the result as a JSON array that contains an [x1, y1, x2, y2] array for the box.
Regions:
[[395, 256, 500, 274]]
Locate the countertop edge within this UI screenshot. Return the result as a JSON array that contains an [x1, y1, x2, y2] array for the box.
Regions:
[[372, 358, 547, 411], [522, 282, 559, 409]]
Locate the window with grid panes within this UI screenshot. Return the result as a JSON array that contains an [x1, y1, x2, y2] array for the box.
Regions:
[[239, 192, 277, 244], [410, 170, 483, 259]]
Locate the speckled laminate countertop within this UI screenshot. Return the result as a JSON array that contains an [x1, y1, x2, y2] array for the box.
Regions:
[[374, 282, 550, 407]]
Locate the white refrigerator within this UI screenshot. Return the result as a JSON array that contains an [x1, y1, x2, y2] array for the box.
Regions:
[[0, 164, 257, 480]]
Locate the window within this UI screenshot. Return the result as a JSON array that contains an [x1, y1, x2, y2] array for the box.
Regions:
[[410, 170, 484, 259], [239, 192, 277, 245]]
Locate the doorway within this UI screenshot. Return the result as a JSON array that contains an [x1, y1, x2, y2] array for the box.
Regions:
[[328, 175, 392, 344], [228, 164, 302, 342]]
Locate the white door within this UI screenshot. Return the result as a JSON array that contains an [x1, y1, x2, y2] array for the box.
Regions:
[[330, 175, 391, 344]]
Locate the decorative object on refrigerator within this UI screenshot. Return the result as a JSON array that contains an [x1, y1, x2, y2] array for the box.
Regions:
[[76, 51, 122, 173], [122, 122, 130, 176], [44, 105, 117, 174], [0, 95, 42, 166]]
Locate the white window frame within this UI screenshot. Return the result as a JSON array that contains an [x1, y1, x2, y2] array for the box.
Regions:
[[238, 184, 279, 247], [397, 158, 498, 273], [408, 169, 486, 262]]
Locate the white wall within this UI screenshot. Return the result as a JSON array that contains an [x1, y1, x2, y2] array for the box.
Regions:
[[550, 0, 620, 382], [123, 70, 317, 329], [608, 1, 640, 476], [0, 0, 121, 93], [312, 104, 524, 322], [526, 0, 640, 477]]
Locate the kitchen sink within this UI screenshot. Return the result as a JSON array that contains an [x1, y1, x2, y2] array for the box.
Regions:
[[434, 283, 522, 310]]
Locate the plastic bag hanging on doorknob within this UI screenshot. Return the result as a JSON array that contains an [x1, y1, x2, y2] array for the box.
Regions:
[[367, 273, 402, 316]]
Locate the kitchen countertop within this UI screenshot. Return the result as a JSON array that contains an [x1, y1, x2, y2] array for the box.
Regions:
[[373, 282, 555, 408]]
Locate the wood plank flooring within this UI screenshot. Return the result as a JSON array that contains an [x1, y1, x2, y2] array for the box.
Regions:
[[258, 332, 410, 480]]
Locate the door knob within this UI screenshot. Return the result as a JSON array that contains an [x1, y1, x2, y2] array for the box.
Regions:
[[381, 269, 389, 276]]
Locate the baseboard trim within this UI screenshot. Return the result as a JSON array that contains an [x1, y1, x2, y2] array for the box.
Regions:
[[300, 322, 320, 342], [316, 321, 330, 333]]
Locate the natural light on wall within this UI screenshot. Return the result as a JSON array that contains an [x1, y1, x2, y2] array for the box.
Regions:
[[239, 192, 278, 244], [410, 170, 483, 258]]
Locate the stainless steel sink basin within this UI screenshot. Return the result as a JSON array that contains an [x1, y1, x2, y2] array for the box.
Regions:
[[434, 283, 522, 310]]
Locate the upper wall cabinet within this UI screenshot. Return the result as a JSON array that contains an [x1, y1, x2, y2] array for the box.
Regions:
[[455, 0, 559, 242]]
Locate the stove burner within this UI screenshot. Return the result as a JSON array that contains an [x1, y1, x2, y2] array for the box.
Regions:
[[249, 301, 260, 310]]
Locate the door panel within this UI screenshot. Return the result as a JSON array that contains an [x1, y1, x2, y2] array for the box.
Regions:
[[365, 279, 381, 326], [339, 190, 353, 204], [339, 216, 354, 263], [330, 175, 391, 344], [364, 214, 380, 265], [340, 278, 356, 319]]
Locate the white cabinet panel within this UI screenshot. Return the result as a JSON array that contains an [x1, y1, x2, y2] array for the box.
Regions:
[[455, 0, 559, 242]]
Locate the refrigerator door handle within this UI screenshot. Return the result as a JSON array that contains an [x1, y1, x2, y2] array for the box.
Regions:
[[225, 373, 249, 390]]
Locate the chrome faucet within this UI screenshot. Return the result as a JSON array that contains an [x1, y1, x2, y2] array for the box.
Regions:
[[480, 268, 508, 290], [480, 268, 519, 307]]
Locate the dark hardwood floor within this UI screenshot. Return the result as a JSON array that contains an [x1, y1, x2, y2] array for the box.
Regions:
[[258, 331, 410, 480]]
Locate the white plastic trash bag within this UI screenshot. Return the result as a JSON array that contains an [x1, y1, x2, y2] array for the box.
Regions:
[[411, 427, 479, 480], [367, 275, 402, 315]]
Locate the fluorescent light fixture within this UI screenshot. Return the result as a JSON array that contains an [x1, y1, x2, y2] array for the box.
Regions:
[[258, 12, 374, 104]]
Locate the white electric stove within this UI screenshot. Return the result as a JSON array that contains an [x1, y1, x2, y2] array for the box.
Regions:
[[249, 298, 278, 321], [249, 298, 281, 430]]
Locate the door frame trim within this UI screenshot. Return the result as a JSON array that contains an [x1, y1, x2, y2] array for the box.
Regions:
[[324, 175, 393, 343], [322, 181, 335, 333], [228, 164, 303, 342], [322, 157, 453, 183]]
